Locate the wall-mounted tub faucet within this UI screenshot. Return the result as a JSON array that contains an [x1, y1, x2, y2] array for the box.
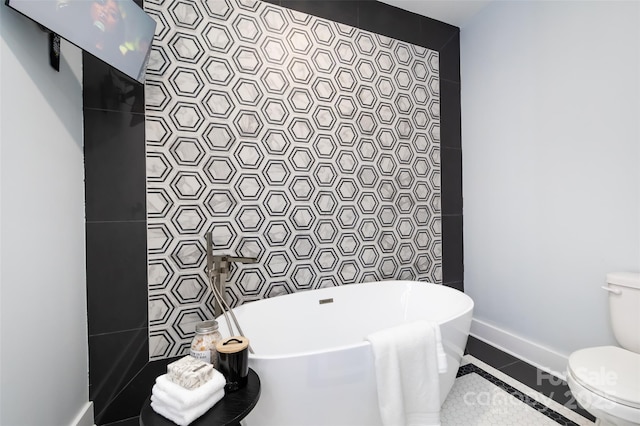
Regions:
[[205, 232, 257, 317], [210, 254, 257, 316], [205, 233, 256, 353]]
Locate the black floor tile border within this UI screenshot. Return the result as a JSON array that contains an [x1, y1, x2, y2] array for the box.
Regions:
[[457, 363, 583, 426], [465, 336, 596, 422], [465, 335, 522, 369]]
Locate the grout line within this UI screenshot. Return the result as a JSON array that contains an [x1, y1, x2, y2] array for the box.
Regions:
[[86, 219, 147, 225], [497, 359, 523, 371], [88, 326, 148, 338]]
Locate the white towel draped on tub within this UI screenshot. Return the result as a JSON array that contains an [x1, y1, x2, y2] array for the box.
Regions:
[[366, 321, 448, 426]]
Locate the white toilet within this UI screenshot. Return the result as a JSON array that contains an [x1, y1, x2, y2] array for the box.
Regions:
[[567, 272, 640, 426]]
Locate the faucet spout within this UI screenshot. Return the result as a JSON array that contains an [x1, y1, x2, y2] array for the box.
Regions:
[[211, 255, 257, 281], [205, 236, 257, 317], [225, 256, 257, 264]]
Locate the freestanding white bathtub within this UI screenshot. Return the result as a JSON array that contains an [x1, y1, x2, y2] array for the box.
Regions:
[[216, 280, 474, 426]]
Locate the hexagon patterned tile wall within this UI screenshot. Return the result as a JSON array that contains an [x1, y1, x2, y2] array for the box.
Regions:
[[145, 0, 441, 360]]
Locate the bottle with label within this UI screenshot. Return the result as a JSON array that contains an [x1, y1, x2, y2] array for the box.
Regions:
[[189, 320, 223, 367]]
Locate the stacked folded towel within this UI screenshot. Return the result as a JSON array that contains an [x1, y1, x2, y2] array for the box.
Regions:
[[151, 356, 226, 426]]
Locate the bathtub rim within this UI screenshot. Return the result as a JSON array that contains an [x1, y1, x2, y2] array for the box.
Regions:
[[218, 280, 474, 361]]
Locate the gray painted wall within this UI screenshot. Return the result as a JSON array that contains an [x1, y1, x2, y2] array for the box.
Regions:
[[462, 0, 640, 364], [0, 4, 90, 425]]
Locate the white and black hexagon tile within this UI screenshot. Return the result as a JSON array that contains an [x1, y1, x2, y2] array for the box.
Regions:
[[145, 0, 442, 360]]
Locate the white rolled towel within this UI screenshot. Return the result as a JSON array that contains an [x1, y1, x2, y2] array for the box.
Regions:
[[154, 371, 225, 408], [151, 388, 224, 426]]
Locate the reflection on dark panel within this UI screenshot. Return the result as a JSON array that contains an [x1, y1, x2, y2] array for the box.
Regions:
[[357, 0, 422, 46], [84, 109, 146, 222], [441, 147, 463, 215], [442, 214, 464, 284], [84, 53, 146, 114], [97, 357, 181, 425], [89, 328, 149, 424], [440, 32, 461, 82], [86, 221, 148, 335], [440, 79, 462, 149], [419, 14, 459, 51], [280, 0, 359, 28]]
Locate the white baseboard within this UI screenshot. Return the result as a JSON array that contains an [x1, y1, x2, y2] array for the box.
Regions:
[[470, 318, 569, 381], [70, 401, 94, 426]]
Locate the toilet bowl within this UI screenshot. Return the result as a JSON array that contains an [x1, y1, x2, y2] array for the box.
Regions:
[[567, 272, 640, 426], [567, 346, 640, 425]]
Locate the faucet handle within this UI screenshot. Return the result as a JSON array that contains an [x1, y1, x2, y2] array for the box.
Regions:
[[205, 229, 258, 274], [205, 251, 258, 318], [211, 255, 257, 274]]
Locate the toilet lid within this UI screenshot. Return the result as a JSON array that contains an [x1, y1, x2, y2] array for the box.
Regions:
[[568, 346, 640, 409]]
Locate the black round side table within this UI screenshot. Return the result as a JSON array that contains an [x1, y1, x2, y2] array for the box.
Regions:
[[140, 368, 260, 426]]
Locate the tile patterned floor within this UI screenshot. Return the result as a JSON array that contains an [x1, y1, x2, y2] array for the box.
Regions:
[[442, 355, 595, 426]]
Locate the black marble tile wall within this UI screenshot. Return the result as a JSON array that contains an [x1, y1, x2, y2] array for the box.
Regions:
[[83, 0, 462, 423], [83, 66, 151, 423], [85, 220, 148, 335], [438, 30, 463, 289], [83, 2, 151, 423], [280, 0, 360, 27], [83, 108, 146, 222], [357, 1, 422, 44]]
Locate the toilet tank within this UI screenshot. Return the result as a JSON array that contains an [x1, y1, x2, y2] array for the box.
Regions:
[[606, 272, 640, 353]]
